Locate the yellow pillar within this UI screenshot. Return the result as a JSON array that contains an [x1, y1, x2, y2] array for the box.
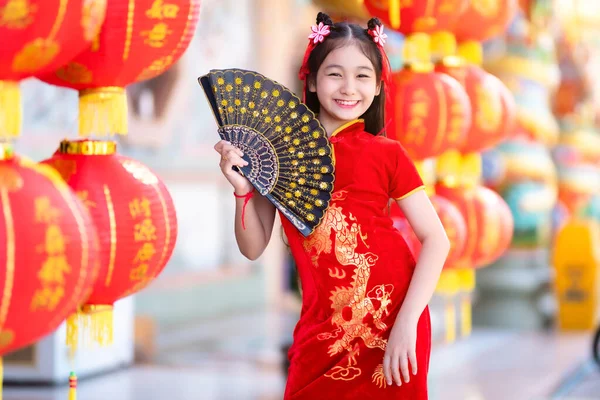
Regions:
[[553, 219, 600, 331]]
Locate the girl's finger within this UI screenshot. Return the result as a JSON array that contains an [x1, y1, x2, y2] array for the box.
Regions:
[[383, 354, 392, 386], [400, 353, 410, 384], [390, 352, 402, 386], [409, 349, 418, 376], [214, 140, 229, 152], [223, 153, 248, 167], [222, 144, 243, 158]]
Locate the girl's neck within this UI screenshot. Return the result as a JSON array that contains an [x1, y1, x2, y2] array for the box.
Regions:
[[319, 115, 355, 138]]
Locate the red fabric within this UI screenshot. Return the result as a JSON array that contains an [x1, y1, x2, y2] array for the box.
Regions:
[[281, 121, 430, 399], [0, 154, 99, 356]]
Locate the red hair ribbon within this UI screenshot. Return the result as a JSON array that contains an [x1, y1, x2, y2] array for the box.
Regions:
[[299, 22, 331, 101], [369, 24, 393, 136]]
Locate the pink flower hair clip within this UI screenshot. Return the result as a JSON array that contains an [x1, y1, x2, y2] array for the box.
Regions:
[[369, 24, 387, 47], [309, 22, 331, 44]]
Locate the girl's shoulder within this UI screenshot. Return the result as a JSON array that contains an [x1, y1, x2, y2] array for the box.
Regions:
[[359, 131, 403, 153]]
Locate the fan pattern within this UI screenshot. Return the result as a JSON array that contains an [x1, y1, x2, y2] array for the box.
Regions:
[[201, 69, 335, 236]]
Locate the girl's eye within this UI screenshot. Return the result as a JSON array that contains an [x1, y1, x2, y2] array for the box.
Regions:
[[328, 73, 342, 77], [358, 74, 370, 78]]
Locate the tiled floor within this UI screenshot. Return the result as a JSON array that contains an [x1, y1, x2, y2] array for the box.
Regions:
[[3, 309, 599, 400]]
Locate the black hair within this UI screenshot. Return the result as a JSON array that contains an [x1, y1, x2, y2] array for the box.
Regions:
[[304, 12, 386, 136]]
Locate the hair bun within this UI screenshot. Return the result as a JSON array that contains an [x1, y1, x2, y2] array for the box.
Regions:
[[316, 12, 333, 26], [367, 17, 382, 30]]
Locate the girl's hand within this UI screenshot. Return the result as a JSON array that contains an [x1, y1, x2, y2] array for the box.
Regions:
[[214, 140, 253, 194], [383, 312, 418, 387]]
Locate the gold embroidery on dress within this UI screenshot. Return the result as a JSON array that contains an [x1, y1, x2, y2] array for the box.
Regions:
[[303, 190, 395, 384], [328, 267, 346, 280], [325, 343, 361, 381], [372, 364, 387, 388]]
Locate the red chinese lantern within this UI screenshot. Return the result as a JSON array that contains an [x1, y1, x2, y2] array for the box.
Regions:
[[437, 63, 516, 153], [431, 36, 516, 154], [453, 0, 519, 43], [388, 66, 471, 160], [42, 140, 177, 348], [39, 0, 201, 136], [431, 194, 467, 267], [471, 185, 513, 266], [389, 194, 466, 268], [364, 0, 468, 33], [436, 184, 513, 269], [0, 0, 107, 137], [0, 144, 99, 356]]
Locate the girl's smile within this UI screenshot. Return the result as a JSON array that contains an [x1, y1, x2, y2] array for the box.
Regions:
[[334, 99, 361, 108], [309, 44, 381, 136]]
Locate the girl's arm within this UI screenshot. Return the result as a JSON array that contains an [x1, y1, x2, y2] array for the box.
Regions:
[[215, 140, 276, 260], [397, 189, 449, 321], [384, 189, 449, 387], [233, 189, 276, 260]]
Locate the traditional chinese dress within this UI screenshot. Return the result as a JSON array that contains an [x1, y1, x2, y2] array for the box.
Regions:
[[280, 120, 431, 400]]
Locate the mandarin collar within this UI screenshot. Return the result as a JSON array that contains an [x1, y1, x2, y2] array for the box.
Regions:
[[329, 119, 365, 142]]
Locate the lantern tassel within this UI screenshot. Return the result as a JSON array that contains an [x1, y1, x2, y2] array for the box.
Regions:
[[68, 372, 77, 400], [78, 87, 128, 137], [67, 306, 114, 353], [389, 0, 401, 29], [81, 305, 114, 347], [66, 312, 80, 356], [0, 81, 22, 138]]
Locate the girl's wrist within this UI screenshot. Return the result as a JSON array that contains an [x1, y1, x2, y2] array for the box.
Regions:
[[396, 307, 419, 324], [234, 184, 254, 197]]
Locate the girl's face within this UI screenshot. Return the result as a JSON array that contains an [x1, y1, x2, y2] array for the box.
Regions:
[[310, 43, 381, 131]]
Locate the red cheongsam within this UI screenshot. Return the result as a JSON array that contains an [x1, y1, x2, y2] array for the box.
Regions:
[[280, 120, 431, 400]]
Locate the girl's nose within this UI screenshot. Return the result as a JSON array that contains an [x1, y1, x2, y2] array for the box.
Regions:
[[340, 78, 357, 95]]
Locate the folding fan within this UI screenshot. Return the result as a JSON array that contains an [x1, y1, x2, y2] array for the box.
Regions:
[[199, 68, 334, 236]]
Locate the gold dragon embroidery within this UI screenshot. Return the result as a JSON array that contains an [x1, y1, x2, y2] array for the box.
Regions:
[[303, 190, 394, 385]]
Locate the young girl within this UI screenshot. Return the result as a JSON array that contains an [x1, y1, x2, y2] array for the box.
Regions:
[[214, 13, 449, 400]]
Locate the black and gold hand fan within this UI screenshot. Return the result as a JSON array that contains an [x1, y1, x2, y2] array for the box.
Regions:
[[199, 68, 334, 237]]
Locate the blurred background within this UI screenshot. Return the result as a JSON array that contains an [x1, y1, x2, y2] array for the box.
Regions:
[[2, 0, 600, 399]]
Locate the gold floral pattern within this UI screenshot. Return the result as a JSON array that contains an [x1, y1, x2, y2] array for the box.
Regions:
[[303, 190, 394, 384], [0, 0, 36, 29], [55, 62, 93, 84], [81, 0, 107, 41], [12, 39, 59, 73], [136, 55, 174, 82]]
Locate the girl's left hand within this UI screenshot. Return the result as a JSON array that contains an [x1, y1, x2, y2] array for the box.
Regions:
[[383, 312, 418, 386]]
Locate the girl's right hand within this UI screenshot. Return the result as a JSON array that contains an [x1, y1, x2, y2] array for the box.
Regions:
[[214, 140, 253, 194]]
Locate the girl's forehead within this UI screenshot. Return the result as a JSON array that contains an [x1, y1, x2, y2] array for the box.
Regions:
[[322, 44, 375, 68]]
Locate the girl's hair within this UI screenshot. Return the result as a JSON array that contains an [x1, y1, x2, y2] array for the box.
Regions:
[[303, 13, 387, 136]]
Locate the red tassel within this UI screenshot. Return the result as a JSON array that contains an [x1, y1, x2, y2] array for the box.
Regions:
[[234, 188, 255, 230], [298, 42, 316, 103]]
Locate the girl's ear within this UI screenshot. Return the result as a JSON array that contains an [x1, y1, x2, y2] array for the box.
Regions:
[[308, 77, 317, 93], [376, 81, 382, 96]]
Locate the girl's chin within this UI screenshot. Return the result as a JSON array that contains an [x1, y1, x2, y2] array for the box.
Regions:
[[329, 108, 365, 121]]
